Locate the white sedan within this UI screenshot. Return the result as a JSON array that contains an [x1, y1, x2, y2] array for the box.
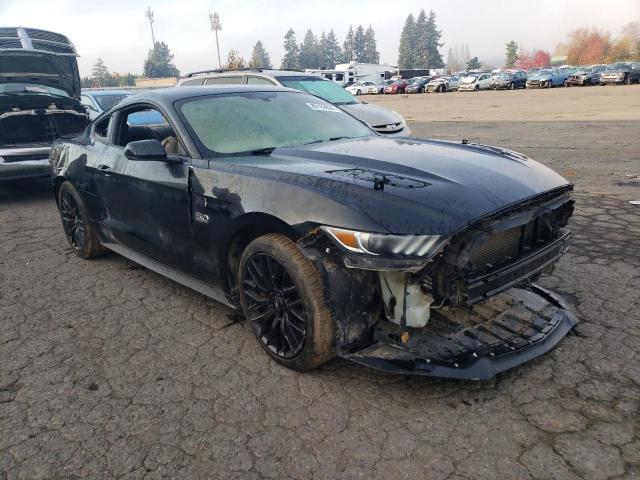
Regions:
[[345, 81, 382, 95], [458, 73, 493, 91]]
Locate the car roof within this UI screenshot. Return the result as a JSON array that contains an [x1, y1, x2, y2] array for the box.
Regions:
[[83, 90, 132, 96], [111, 85, 301, 110], [184, 69, 318, 79]]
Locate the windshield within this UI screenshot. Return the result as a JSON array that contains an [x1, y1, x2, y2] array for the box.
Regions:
[[94, 93, 129, 110], [497, 72, 513, 79], [179, 91, 372, 155], [276, 76, 357, 105], [0, 82, 70, 97]]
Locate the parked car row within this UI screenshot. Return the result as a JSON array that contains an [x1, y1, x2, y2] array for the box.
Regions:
[[344, 62, 640, 96]]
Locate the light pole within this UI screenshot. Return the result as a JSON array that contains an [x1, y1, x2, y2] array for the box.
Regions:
[[145, 7, 156, 48], [209, 11, 222, 69]]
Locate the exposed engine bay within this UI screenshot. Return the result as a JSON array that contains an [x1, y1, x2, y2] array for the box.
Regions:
[[301, 187, 577, 379], [0, 99, 87, 147]]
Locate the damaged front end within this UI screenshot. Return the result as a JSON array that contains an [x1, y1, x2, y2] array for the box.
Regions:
[[300, 187, 577, 380]]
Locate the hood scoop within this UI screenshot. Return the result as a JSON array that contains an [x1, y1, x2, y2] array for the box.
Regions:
[[326, 168, 430, 191]]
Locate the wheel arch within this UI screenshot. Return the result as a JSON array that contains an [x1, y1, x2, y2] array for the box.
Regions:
[[223, 212, 304, 301], [53, 175, 66, 204]]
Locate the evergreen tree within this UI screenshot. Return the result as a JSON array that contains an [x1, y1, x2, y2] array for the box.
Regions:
[[466, 56, 481, 70], [281, 28, 300, 69], [423, 10, 444, 68], [363, 26, 379, 63], [300, 29, 320, 68], [320, 29, 342, 68], [250, 40, 272, 68], [397, 14, 416, 69], [343, 26, 355, 63], [505, 41, 518, 68], [414, 10, 428, 67], [353, 25, 366, 62], [143, 42, 180, 78], [91, 58, 110, 84]]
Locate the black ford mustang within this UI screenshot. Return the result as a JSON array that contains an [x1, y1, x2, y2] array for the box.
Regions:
[[50, 86, 577, 380]]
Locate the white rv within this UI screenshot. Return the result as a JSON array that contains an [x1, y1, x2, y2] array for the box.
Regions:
[[306, 62, 397, 87]]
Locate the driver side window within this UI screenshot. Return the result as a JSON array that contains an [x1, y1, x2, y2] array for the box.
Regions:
[[114, 107, 186, 157], [93, 114, 112, 142]]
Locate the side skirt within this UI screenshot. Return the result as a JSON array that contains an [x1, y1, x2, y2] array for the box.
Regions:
[[102, 242, 235, 310]]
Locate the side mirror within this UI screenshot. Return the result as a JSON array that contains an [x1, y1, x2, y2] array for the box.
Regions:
[[124, 139, 168, 161]]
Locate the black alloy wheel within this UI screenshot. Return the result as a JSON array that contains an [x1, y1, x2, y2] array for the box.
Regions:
[[59, 189, 85, 252], [242, 252, 307, 359]]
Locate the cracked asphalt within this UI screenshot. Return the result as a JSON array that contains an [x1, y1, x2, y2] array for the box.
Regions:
[[1, 106, 639, 477]]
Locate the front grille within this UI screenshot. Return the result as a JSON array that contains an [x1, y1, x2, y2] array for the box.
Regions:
[[469, 227, 521, 269], [0, 28, 19, 38], [24, 29, 69, 44], [373, 123, 403, 134], [0, 39, 21, 48], [31, 41, 75, 54]]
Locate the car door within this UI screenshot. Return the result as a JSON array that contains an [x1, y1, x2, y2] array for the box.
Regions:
[[104, 104, 193, 268], [83, 113, 121, 226], [479, 74, 491, 89]]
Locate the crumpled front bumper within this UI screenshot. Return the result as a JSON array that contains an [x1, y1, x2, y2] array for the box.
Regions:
[[340, 285, 577, 380]]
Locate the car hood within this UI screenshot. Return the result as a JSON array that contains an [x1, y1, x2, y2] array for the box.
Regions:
[[0, 51, 81, 99], [460, 76, 478, 84], [529, 73, 551, 80], [221, 137, 570, 236], [340, 102, 404, 129]]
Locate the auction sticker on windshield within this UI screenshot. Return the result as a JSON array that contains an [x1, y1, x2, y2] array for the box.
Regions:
[[305, 103, 340, 112]]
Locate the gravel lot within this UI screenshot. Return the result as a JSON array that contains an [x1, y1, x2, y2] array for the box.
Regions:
[[1, 87, 639, 479]]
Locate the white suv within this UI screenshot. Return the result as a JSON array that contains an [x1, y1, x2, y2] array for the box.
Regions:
[[178, 69, 410, 137]]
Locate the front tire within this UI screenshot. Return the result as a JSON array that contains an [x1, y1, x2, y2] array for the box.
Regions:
[[509, 82, 515, 90], [356, 89, 361, 95], [239, 234, 334, 371], [57, 181, 106, 259]]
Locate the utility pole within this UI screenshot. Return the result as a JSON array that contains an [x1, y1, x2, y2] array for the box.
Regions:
[[209, 11, 222, 69], [145, 7, 156, 49]]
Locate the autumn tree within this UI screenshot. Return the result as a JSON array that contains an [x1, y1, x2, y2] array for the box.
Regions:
[[515, 49, 551, 70], [224, 50, 246, 70], [566, 28, 611, 65], [505, 41, 518, 67], [250, 40, 272, 68]]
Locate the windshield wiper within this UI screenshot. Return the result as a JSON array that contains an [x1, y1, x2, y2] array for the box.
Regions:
[[250, 147, 276, 155], [329, 136, 353, 141]]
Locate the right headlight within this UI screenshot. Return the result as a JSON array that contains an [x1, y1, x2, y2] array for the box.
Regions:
[[321, 226, 448, 260]]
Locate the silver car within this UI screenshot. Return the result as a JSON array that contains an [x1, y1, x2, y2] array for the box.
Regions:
[[178, 69, 410, 137]]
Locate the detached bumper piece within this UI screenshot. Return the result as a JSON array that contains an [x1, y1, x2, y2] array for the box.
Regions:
[[342, 285, 577, 380]]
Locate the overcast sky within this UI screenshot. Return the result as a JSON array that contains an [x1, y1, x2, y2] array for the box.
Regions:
[[2, 0, 638, 76]]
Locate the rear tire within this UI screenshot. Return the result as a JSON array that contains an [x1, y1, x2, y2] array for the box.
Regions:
[[238, 234, 335, 371], [57, 181, 106, 259]]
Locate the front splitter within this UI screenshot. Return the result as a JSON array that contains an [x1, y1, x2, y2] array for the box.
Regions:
[[341, 285, 578, 380]]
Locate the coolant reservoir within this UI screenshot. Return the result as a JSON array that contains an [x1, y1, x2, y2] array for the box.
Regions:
[[379, 271, 432, 328]]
